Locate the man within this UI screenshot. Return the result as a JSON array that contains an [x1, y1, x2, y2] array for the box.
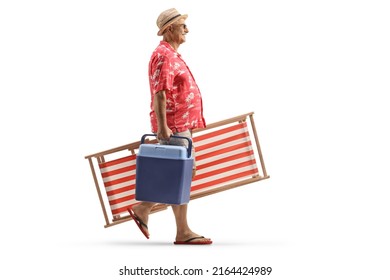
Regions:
[[128, 8, 212, 245]]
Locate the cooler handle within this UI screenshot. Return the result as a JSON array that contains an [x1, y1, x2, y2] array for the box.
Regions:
[[140, 134, 193, 158]]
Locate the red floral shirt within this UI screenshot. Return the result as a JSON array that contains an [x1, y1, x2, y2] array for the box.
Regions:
[[148, 41, 206, 133]]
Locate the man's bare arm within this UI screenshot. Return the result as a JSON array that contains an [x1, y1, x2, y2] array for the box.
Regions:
[[154, 90, 173, 140]]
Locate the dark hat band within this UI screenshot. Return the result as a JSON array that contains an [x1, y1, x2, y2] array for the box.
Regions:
[[162, 14, 182, 27]]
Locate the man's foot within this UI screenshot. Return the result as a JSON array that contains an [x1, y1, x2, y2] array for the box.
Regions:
[[128, 206, 149, 239]]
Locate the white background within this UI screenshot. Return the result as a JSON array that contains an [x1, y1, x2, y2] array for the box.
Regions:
[[1, 0, 389, 279]]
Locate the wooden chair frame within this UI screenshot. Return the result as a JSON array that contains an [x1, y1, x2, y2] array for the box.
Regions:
[[85, 112, 269, 228]]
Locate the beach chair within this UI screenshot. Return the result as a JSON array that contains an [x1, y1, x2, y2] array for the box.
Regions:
[[85, 112, 270, 228]]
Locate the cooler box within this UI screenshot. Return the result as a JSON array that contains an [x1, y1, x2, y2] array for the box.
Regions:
[[135, 134, 194, 205]]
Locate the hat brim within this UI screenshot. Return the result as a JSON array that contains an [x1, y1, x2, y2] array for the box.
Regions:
[[157, 14, 188, 36]]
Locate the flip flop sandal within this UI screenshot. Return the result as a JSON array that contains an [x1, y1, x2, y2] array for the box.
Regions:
[[128, 207, 149, 239], [174, 236, 212, 245]]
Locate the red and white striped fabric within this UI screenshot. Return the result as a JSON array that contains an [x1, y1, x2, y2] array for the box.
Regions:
[[98, 121, 258, 216], [99, 155, 137, 216], [191, 122, 259, 195]]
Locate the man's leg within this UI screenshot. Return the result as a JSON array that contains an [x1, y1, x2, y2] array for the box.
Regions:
[[166, 131, 211, 243], [172, 204, 211, 243]]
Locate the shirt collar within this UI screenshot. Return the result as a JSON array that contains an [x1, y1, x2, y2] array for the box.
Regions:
[[160, 41, 181, 57]]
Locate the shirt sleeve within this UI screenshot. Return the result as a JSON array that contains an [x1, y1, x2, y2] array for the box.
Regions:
[[150, 54, 173, 94]]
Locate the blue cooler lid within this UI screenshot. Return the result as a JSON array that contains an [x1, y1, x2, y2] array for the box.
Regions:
[[138, 144, 191, 160]]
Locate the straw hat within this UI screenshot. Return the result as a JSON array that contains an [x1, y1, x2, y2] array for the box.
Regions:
[[156, 8, 188, 36]]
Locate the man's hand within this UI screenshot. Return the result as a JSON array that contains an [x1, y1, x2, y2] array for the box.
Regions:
[[157, 125, 173, 141]]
